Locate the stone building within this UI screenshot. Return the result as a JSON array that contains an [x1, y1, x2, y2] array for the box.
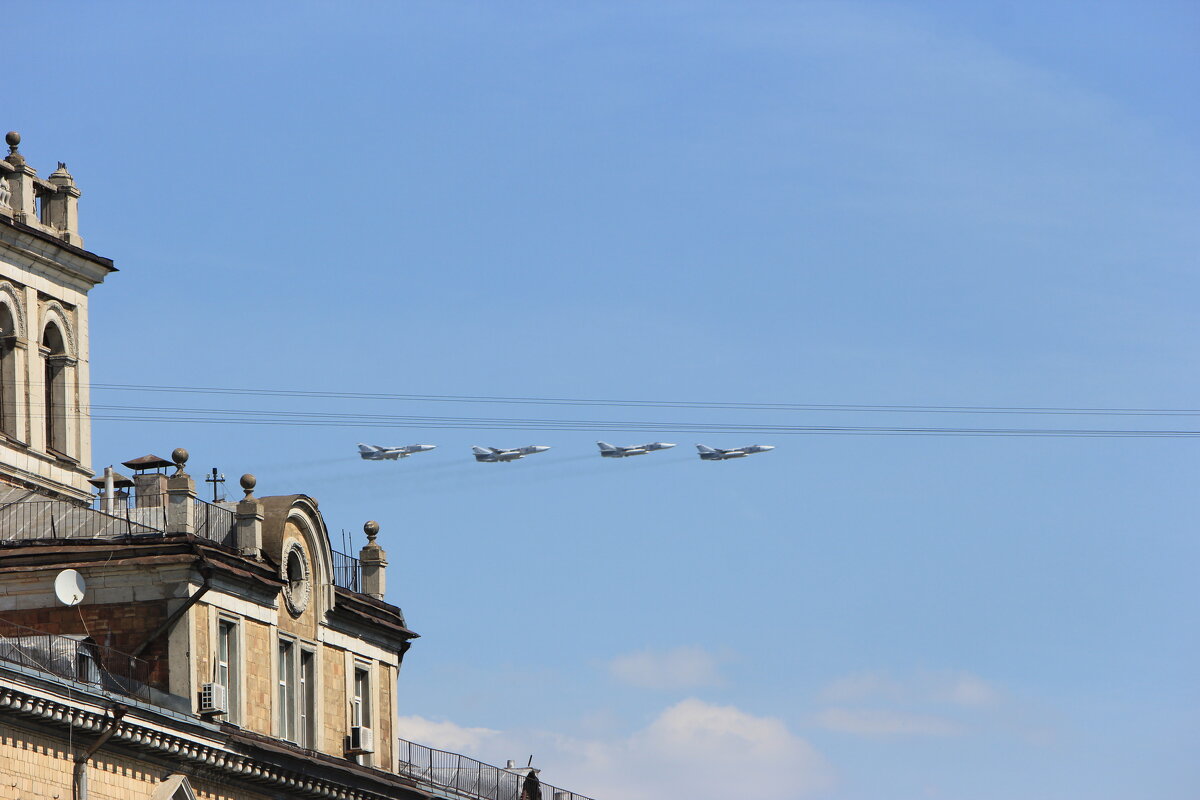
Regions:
[[0, 134, 590, 800]]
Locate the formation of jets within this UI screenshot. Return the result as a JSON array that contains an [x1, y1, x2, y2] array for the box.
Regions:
[[358, 442, 774, 462]]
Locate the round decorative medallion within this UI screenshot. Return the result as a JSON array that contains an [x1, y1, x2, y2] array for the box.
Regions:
[[281, 542, 311, 615]]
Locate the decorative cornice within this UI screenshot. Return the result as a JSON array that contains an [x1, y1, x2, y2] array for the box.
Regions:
[[0, 684, 420, 800]]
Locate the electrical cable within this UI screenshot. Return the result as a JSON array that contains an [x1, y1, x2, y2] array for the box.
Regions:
[[88, 382, 1200, 417]]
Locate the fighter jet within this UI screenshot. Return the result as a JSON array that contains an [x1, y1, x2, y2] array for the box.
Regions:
[[472, 445, 551, 463], [596, 441, 677, 458], [696, 444, 775, 461], [357, 443, 437, 461]]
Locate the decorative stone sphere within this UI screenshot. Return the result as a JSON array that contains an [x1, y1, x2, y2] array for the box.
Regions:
[[171, 447, 189, 466], [5, 132, 19, 148], [364, 520, 380, 542], [240, 473, 256, 496]]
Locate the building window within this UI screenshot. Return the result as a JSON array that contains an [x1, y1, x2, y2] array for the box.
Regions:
[[351, 663, 372, 764], [0, 302, 14, 438], [300, 648, 316, 748], [353, 664, 371, 729], [216, 619, 240, 724], [281, 542, 311, 616], [41, 322, 68, 456], [278, 638, 296, 741], [278, 636, 317, 746]]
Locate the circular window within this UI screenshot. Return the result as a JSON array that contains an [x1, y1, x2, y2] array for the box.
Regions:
[[281, 542, 311, 615]]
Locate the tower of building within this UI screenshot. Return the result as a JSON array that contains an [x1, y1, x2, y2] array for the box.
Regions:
[[0, 131, 114, 501]]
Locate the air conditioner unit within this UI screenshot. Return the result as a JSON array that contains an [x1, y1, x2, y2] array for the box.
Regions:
[[346, 725, 374, 755], [199, 682, 228, 715]]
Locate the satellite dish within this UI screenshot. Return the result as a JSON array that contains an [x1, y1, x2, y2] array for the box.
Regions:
[[54, 569, 86, 607]]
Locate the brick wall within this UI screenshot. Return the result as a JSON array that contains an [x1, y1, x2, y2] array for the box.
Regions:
[[0, 601, 170, 688]]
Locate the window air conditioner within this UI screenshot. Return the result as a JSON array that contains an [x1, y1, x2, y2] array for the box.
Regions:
[[346, 725, 374, 755], [199, 682, 228, 715]]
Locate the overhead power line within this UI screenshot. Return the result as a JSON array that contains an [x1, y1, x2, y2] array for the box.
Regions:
[[78, 406, 1200, 438], [89, 383, 1200, 417]]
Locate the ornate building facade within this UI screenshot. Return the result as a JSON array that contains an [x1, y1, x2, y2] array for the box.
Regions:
[[0, 134, 589, 800]]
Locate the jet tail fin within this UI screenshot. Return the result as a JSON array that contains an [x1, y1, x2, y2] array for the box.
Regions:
[[471, 446, 491, 455], [696, 444, 718, 454], [357, 443, 376, 453], [596, 441, 618, 452]]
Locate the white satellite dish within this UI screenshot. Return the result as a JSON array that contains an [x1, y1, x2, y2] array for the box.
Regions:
[[54, 569, 86, 607]]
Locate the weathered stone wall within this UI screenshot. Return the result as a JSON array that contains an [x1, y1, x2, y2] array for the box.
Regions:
[[243, 618, 273, 736], [377, 663, 393, 770], [322, 643, 347, 755]]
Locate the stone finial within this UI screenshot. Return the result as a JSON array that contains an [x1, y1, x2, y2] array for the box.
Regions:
[[171, 447, 189, 475], [5, 132, 19, 155], [48, 162, 75, 188], [364, 520, 379, 544], [240, 473, 256, 499]]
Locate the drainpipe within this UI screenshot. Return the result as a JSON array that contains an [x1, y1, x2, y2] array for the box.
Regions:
[[130, 560, 213, 660], [73, 704, 126, 800]]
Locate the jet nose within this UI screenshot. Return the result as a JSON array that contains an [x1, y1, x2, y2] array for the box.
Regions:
[[531, 446, 551, 452], [759, 445, 775, 451], [659, 443, 677, 449], [419, 445, 437, 451]]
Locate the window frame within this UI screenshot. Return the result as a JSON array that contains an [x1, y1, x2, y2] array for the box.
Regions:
[[348, 656, 375, 765], [214, 615, 242, 725], [276, 633, 319, 747], [278, 636, 296, 741]]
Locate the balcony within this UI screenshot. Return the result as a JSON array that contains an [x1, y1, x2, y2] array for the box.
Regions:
[[0, 616, 150, 701]]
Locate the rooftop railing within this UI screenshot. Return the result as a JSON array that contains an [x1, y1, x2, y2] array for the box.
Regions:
[[331, 549, 362, 592], [0, 492, 238, 547], [0, 497, 161, 541], [192, 497, 236, 548], [396, 737, 597, 800], [0, 616, 151, 701]]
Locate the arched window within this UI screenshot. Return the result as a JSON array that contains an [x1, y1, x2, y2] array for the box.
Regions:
[[42, 322, 68, 455], [0, 303, 14, 437]]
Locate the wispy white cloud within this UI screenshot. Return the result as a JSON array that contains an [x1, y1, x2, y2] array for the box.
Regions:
[[608, 646, 726, 690], [818, 670, 1000, 708], [816, 708, 962, 737], [818, 671, 905, 704], [395, 715, 500, 752], [398, 700, 832, 800], [814, 670, 1001, 739], [937, 673, 999, 708]]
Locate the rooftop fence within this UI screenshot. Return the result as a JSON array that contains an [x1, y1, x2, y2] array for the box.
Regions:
[[397, 737, 597, 800], [331, 549, 362, 593], [0, 617, 151, 701], [0, 492, 236, 547], [0, 497, 161, 540]]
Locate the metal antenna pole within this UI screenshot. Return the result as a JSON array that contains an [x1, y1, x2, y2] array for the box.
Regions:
[[205, 468, 226, 502]]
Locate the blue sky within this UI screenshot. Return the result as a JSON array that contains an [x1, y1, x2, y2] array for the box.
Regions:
[[12, 2, 1199, 798]]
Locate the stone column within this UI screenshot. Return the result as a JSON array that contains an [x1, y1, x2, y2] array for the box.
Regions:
[[235, 473, 263, 558], [360, 521, 387, 600], [46, 162, 82, 247], [3, 133, 38, 225], [166, 448, 196, 534]]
